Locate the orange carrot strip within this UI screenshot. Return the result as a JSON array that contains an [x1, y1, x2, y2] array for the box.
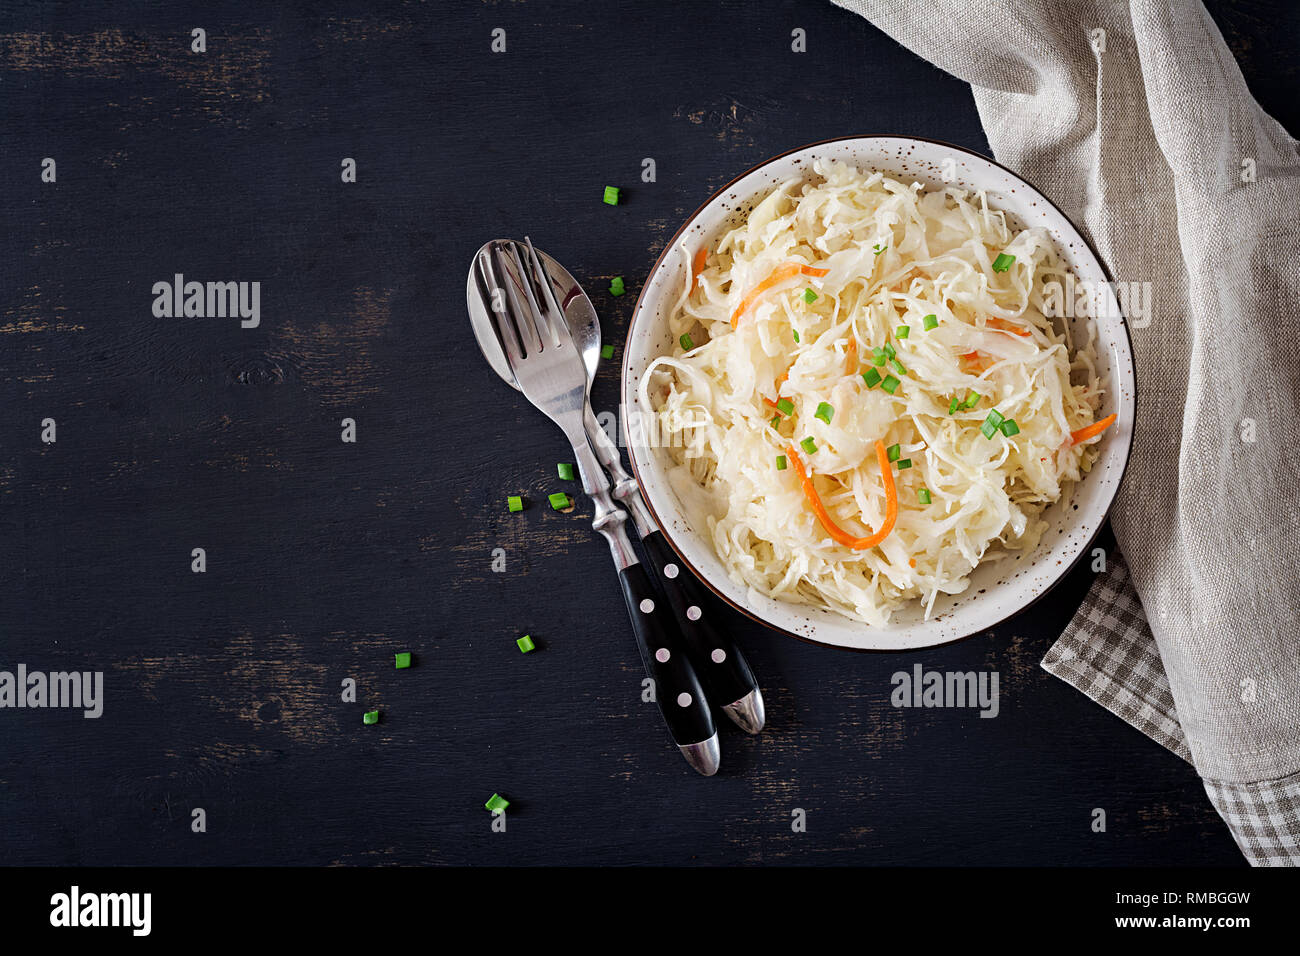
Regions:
[[845, 339, 858, 376], [1070, 413, 1118, 445], [730, 262, 829, 328], [909, 558, 917, 568], [775, 368, 790, 392], [731, 263, 802, 328], [763, 397, 784, 415], [691, 246, 709, 291], [786, 440, 897, 550], [988, 317, 1031, 337]]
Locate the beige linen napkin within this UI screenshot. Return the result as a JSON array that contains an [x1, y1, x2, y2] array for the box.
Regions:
[[834, 0, 1300, 864]]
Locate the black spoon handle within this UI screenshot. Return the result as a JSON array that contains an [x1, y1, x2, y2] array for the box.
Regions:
[[641, 530, 759, 709]]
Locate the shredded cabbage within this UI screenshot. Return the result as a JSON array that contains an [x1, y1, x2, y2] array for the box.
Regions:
[[638, 160, 1105, 626]]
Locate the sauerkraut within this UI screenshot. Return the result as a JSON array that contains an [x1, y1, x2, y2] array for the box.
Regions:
[[638, 160, 1107, 626]]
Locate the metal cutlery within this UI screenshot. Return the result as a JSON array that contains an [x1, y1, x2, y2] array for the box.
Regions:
[[466, 240, 765, 734], [469, 238, 719, 775]]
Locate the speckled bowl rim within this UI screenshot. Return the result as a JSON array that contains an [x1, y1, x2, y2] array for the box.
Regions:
[[621, 135, 1136, 652]]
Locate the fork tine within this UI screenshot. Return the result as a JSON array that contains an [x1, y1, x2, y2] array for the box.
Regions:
[[507, 240, 559, 350], [492, 241, 542, 356], [477, 247, 523, 364], [523, 236, 568, 343]]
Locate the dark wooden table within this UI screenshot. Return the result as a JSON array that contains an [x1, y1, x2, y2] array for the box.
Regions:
[[3, 0, 1293, 866]]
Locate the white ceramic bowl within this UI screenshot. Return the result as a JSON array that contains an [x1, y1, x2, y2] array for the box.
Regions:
[[622, 136, 1136, 651]]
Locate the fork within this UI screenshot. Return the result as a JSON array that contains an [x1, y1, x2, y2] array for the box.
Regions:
[[483, 238, 720, 775]]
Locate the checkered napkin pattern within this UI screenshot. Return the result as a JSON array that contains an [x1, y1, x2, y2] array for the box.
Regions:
[[1043, 552, 1192, 764], [1203, 774, 1300, 867], [835, 0, 1300, 864], [1049, 562, 1300, 866]]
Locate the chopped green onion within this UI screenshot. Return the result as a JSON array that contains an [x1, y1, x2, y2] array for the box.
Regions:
[[516, 635, 535, 653], [861, 368, 882, 388], [923, 314, 939, 331], [792, 329, 800, 343], [363, 710, 379, 725], [897, 458, 913, 469], [896, 325, 910, 339], [873, 243, 887, 255], [680, 333, 695, 351], [609, 276, 625, 297], [881, 375, 901, 394], [800, 437, 818, 455], [803, 288, 818, 303], [948, 396, 960, 415], [992, 253, 1015, 272], [980, 409, 1005, 439], [888, 357, 906, 376], [961, 390, 981, 409], [883, 342, 897, 360], [887, 443, 901, 462], [814, 402, 834, 424], [775, 455, 787, 471], [917, 488, 931, 504], [600, 344, 614, 359], [603, 186, 620, 205], [485, 793, 510, 813], [776, 398, 794, 416], [770, 415, 781, 429], [394, 652, 411, 670], [548, 492, 572, 511], [1000, 419, 1021, 437], [557, 462, 575, 481], [507, 495, 524, 512], [872, 347, 887, 366]]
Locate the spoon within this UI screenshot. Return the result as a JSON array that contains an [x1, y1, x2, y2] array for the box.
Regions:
[[467, 240, 765, 734]]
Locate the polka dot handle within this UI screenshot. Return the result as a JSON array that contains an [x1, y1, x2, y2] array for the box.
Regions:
[[616, 561, 715, 748], [641, 530, 759, 709]]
